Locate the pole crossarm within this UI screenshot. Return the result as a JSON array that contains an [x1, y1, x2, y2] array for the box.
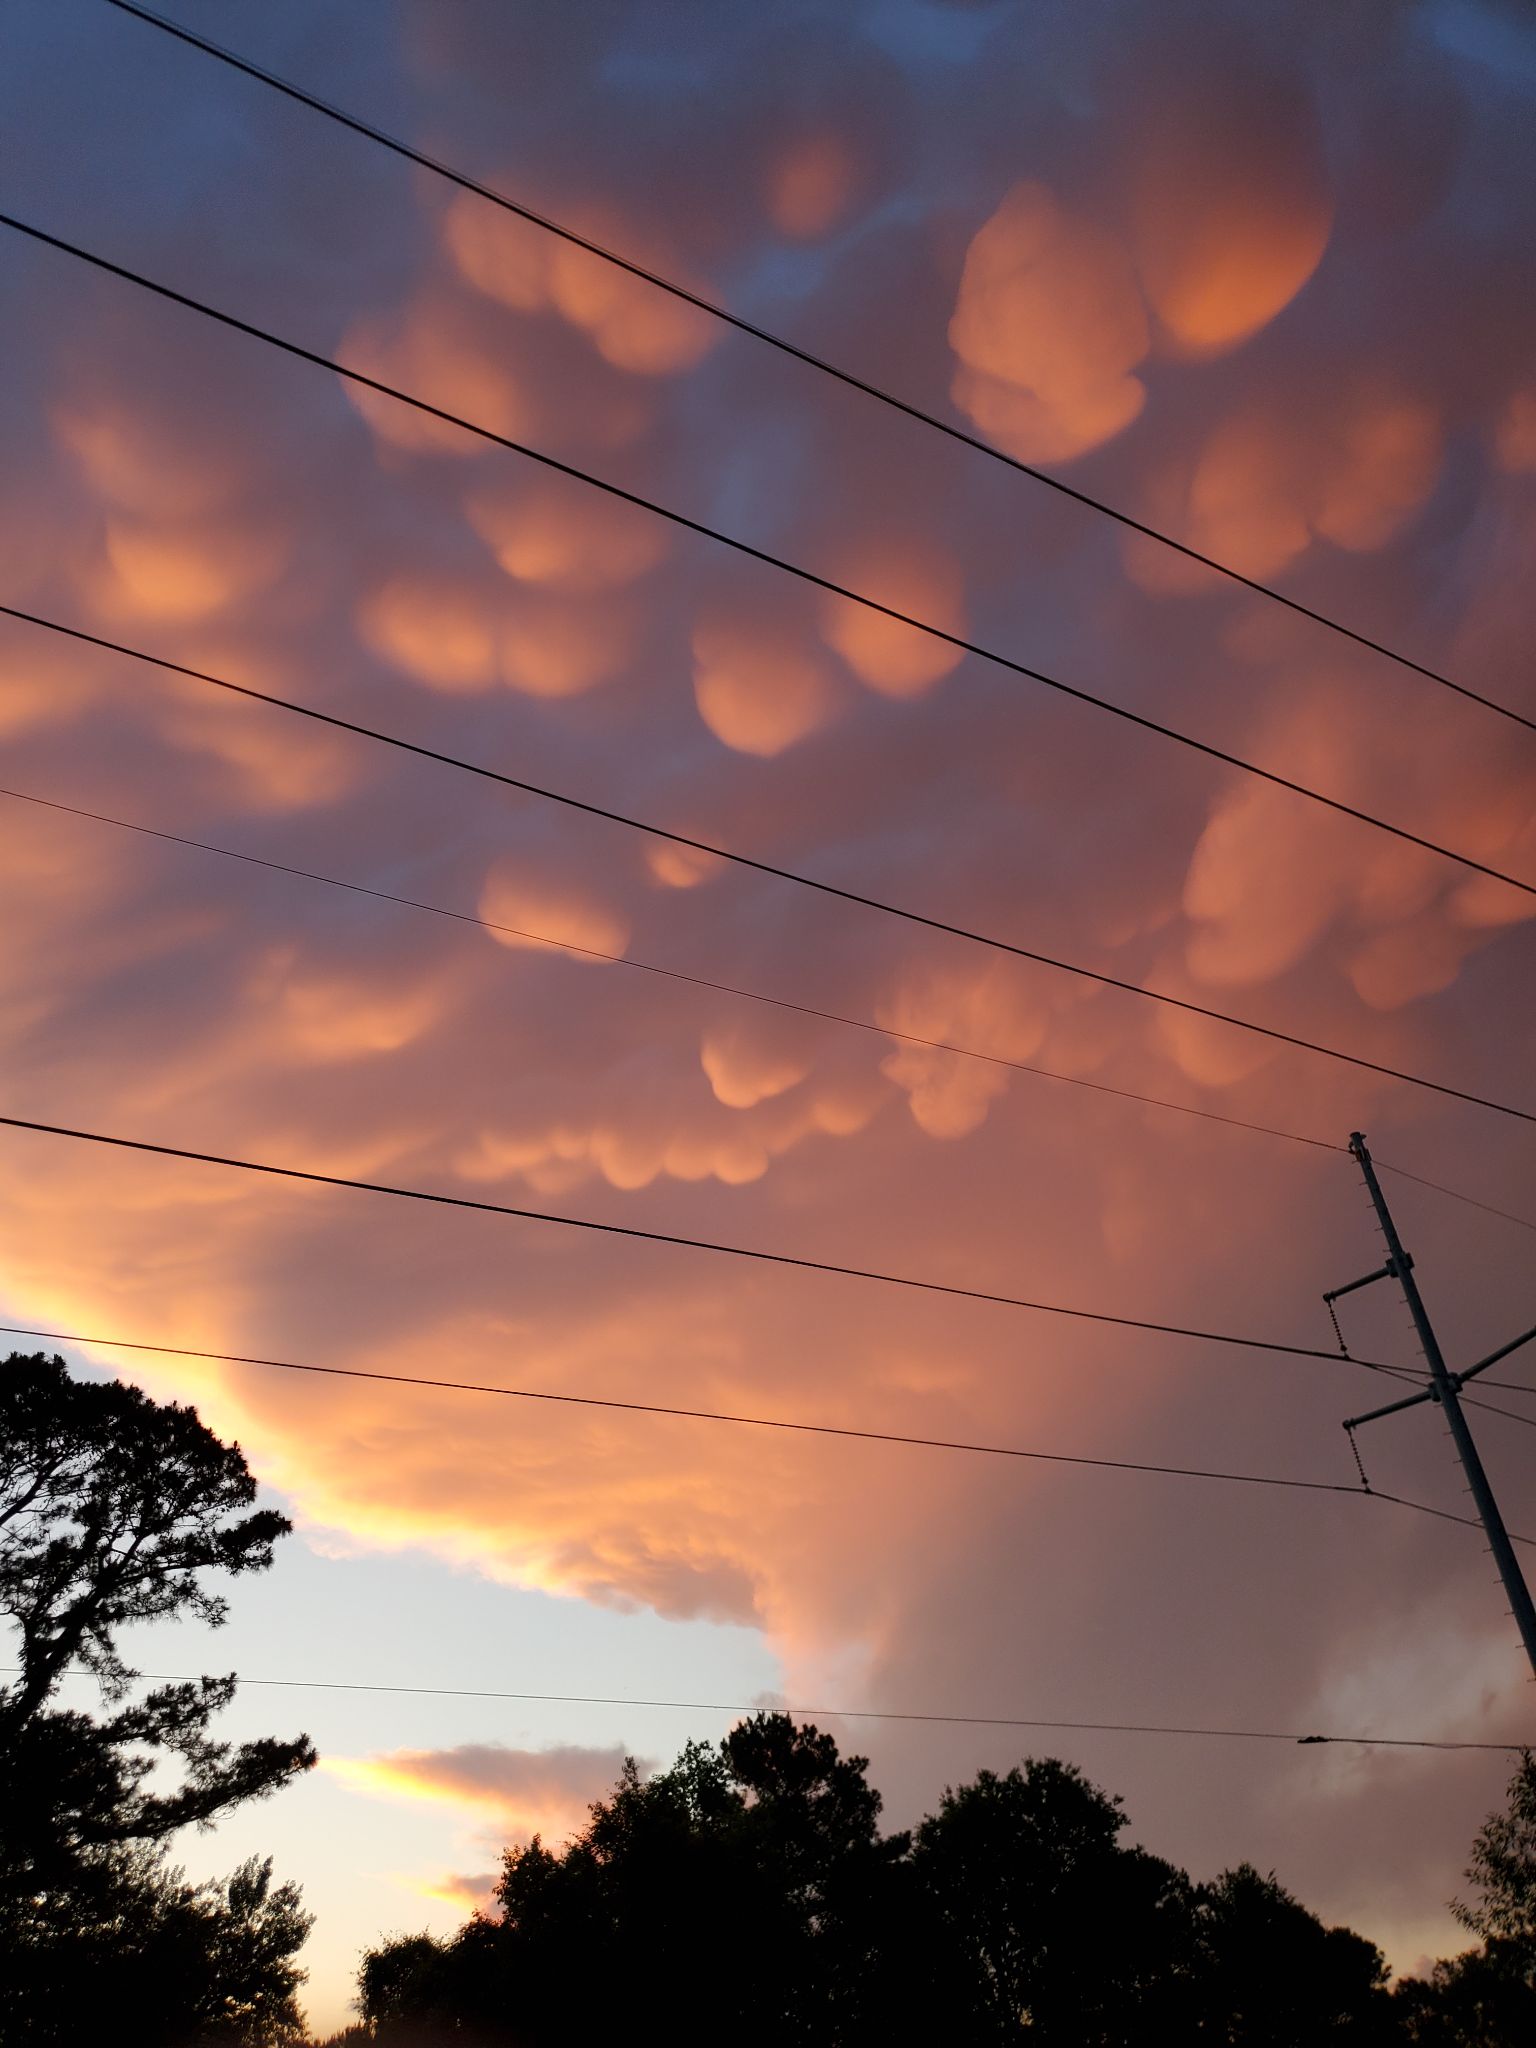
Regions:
[[1461, 1325, 1536, 1388], [1323, 1263, 1398, 1306], [1344, 1386, 1438, 1431], [1338, 1132, 1536, 1685]]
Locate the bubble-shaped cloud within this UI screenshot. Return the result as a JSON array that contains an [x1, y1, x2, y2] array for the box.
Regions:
[[948, 182, 1149, 464]]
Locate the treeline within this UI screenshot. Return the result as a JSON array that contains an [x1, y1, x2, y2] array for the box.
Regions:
[[325, 1715, 1535, 2048], [2, 1350, 1533, 2048]]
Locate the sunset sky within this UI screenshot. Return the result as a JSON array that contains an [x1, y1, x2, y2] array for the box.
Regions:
[[4, 0, 1536, 2033]]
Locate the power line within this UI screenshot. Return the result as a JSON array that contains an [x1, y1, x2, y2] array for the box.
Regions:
[[1360, 1364, 1536, 1430], [0, 1324, 1364, 1498], [12, 782, 1532, 1247], [1453, 1392, 1536, 1431], [9, 814, 1527, 1442], [15, 1124, 1524, 1489], [4, 211, 1534, 919], [1343, 1355, 1536, 1432], [29, 1661, 1527, 1753], [3, 607, 1530, 1129], [5, 1323, 1531, 1549], [1366, 1487, 1535, 1546], [1374, 1159, 1536, 1236], [0, 1124, 1408, 1367], [103, 0, 1536, 742], [0, 783, 1345, 1158]]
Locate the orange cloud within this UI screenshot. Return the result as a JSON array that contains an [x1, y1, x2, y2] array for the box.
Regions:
[[701, 1021, 811, 1109], [262, 959, 449, 1063], [467, 476, 668, 593], [151, 657, 361, 812], [876, 961, 1048, 1138], [500, 591, 634, 699], [328, 1742, 635, 1843], [692, 615, 837, 754], [948, 182, 1149, 463], [644, 842, 723, 890], [360, 572, 631, 699], [359, 573, 501, 693], [0, 637, 118, 743], [54, 396, 246, 520], [1494, 388, 1536, 472], [1347, 919, 1468, 1012], [1173, 385, 1441, 581], [820, 541, 964, 699], [93, 517, 288, 625], [342, 293, 530, 455], [478, 863, 631, 962], [765, 132, 858, 239], [9, 24, 1536, 2033], [444, 191, 716, 375], [1131, 84, 1332, 357], [413, 1869, 499, 1915]]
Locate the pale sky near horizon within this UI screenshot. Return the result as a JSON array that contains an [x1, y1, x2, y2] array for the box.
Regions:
[[4, 0, 1536, 2033]]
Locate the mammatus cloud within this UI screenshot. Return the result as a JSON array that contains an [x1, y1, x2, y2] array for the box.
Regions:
[[1126, 48, 1332, 358], [948, 182, 1151, 465], [764, 131, 860, 241], [444, 192, 718, 377], [2, 0, 1534, 2010], [693, 610, 839, 756]]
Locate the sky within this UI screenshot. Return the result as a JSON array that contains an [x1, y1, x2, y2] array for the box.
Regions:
[[3, 0, 1535, 2034]]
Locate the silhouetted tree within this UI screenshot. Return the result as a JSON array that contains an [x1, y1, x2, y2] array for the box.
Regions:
[[1393, 1752, 1536, 2047], [357, 1715, 914, 2046], [354, 1729, 1429, 2047], [910, 1758, 1197, 2043], [0, 1351, 315, 2045], [7, 1846, 310, 2045], [357, 1931, 457, 2040], [1454, 1749, 1536, 1951], [1191, 1863, 1393, 2042], [1394, 1945, 1535, 2048]]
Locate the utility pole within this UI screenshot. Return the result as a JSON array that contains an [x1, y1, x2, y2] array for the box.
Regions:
[[1327, 1131, 1536, 1684]]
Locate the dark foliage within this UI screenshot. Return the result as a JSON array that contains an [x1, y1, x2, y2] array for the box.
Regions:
[[352, 1720, 1399, 2047], [1393, 1751, 1536, 2047], [0, 1351, 315, 2045], [911, 1758, 1198, 2042], [4, 1847, 312, 2047], [1191, 1863, 1393, 2044], [1454, 1749, 1536, 1949], [356, 1717, 916, 2047]]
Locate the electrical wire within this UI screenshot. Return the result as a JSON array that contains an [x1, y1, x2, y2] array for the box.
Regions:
[[1342, 1354, 1536, 1431], [102, 0, 1536, 742], [11, 783, 1531, 1252], [11, 797, 1530, 1429], [1455, 1393, 1536, 1430], [1375, 1159, 1536, 1235], [4, 1323, 1531, 1551], [0, 1127, 1411, 1368], [0, 782, 1345, 1157], [3, 210, 1533, 918], [1367, 1370, 1536, 1431], [1364, 1488, 1534, 1545], [27, 1661, 1528, 1752], [2, 607, 1530, 1128], [1323, 1301, 1536, 1433], [0, 1324, 1365, 1497]]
